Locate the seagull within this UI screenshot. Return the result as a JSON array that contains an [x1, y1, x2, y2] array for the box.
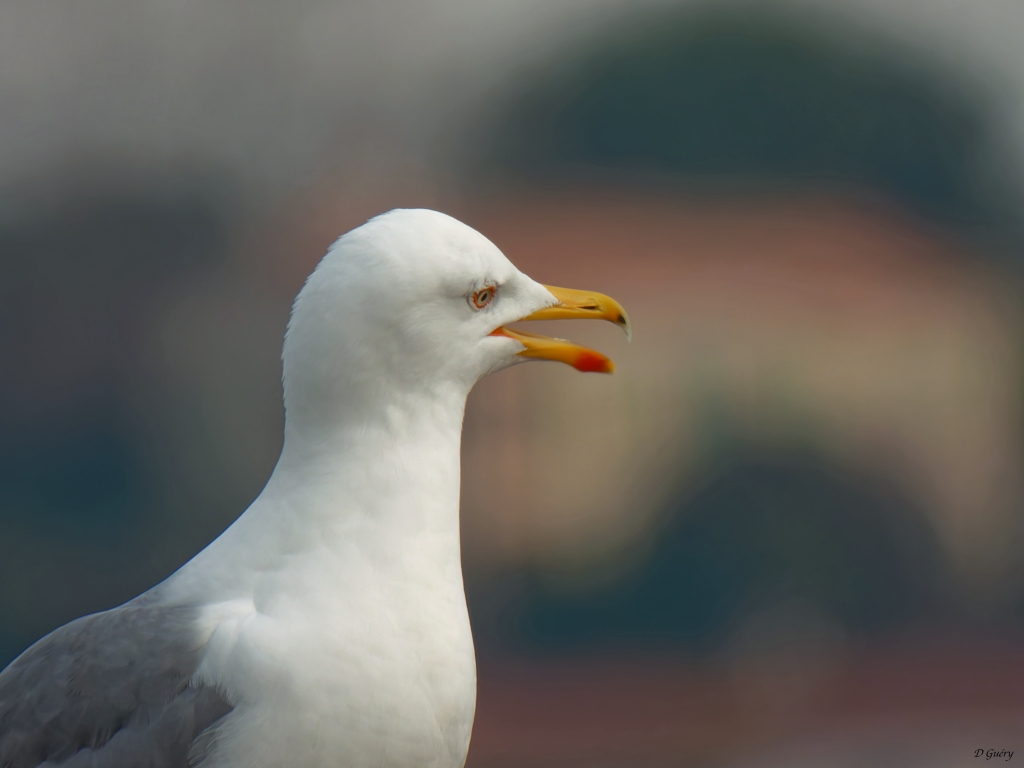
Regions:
[[0, 209, 630, 768]]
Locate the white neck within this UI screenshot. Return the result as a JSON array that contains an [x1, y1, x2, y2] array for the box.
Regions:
[[166, 380, 470, 604]]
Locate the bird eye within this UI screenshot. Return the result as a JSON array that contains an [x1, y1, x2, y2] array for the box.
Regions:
[[470, 286, 496, 310]]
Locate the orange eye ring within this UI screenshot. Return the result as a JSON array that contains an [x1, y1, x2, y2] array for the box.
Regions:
[[471, 286, 496, 309]]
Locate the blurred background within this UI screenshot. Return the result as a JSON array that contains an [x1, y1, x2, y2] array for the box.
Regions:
[[2, 0, 1024, 764]]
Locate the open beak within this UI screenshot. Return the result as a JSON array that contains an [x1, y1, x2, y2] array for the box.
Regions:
[[490, 285, 631, 373]]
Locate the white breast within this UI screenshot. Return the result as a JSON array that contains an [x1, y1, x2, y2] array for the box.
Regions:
[[190, 546, 477, 768]]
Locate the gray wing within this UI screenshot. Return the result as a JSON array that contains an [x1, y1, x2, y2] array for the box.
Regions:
[[0, 597, 232, 768]]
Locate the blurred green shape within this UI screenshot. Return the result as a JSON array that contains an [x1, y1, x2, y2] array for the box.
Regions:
[[490, 7, 1017, 239]]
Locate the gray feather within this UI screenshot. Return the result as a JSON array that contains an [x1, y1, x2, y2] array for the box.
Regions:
[[0, 595, 232, 768]]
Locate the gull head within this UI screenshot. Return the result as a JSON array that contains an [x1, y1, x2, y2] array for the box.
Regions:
[[282, 209, 629, 429]]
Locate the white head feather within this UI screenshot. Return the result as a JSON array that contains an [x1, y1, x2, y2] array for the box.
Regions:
[[281, 209, 558, 443]]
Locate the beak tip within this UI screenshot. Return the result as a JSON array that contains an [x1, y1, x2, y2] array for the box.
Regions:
[[618, 313, 632, 342]]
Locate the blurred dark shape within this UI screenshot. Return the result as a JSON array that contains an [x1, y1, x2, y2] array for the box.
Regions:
[[471, 452, 947, 654], [0, 408, 143, 536], [0, 177, 229, 667], [0, 178, 227, 425], [485, 7, 1019, 244]]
